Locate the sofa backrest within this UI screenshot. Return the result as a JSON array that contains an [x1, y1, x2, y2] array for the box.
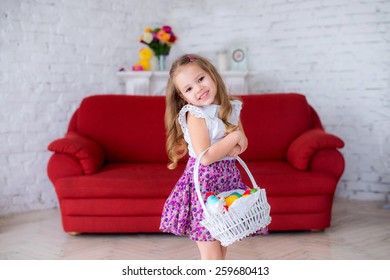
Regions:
[[239, 93, 314, 161], [69, 93, 317, 163], [72, 95, 167, 163]]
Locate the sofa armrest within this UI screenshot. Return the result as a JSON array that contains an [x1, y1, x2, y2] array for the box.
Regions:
[[47, 153, 83, 184], [309, 149, 345, 179], [48, 131, 105, 175], [287, 129, 344, 171]]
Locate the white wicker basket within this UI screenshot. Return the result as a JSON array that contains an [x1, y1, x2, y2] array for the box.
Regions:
[[194, 149, 271, 247]]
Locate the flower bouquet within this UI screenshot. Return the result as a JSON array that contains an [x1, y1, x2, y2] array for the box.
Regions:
[[139, 26, 177, 70]]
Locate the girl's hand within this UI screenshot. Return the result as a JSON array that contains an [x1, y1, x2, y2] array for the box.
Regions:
[[227, 131, 248, 157], [227, 145, 241, 157], [237, 132, 248, 154]]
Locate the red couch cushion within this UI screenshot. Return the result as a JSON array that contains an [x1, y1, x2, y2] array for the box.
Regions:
[[76, 95, 167, 163], [60, 198, 168, 216], [241, 161, 338, 196], [240, 94, 313, 161], [48, 131, 105, 174], [71, 93, 316, 164], [55, 163, 186, 198], [287, 129, 345, 170], [55, 161, 337, 199]]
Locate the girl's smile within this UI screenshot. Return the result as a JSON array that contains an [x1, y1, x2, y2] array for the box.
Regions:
[[174, 63, 217, 106], [198, 89, 209, 101]]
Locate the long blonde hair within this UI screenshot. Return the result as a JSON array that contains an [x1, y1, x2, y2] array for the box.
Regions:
[[165, 54, 239, 169]]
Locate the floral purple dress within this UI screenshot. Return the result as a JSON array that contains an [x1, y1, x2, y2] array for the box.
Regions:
[[159, 100, 268, 242]]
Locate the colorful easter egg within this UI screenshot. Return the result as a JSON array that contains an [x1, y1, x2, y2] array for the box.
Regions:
[[230, 192, 242, 198], [205, 191, 215, 199], [207, 195, 219, 205], [243, 190, 251, 195], [225, 195, 239, 207], [207, 198, 224, 214]]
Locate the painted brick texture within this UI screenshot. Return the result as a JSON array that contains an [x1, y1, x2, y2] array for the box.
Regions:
[[0, 0, 389, 215]]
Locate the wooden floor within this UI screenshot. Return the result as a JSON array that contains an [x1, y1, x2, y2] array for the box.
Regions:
[[0, 198, 389, 260]]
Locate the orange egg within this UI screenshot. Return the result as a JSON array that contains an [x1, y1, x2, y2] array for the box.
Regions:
[[225, 195, 239, 207]]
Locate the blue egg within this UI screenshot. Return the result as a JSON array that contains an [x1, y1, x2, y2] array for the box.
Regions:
[[207, 196, 219, 204]]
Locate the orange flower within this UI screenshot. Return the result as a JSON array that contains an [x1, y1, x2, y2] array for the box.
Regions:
[[138, 25, 177, 56]]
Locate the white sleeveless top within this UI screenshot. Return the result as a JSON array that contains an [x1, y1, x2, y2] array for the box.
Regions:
[[178, 100, 243, 159]]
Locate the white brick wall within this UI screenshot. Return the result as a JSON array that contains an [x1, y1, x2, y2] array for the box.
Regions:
[[0, 0, 389, 216], [167, 0, 390, 202]]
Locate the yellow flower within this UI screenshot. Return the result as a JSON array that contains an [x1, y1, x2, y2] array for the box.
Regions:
[[144, 27, 152, 32]]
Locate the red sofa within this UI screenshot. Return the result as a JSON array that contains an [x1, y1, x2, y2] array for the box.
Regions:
[[47, 93, 345, 234]]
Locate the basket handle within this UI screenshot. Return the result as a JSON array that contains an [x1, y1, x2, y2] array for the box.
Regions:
[[193, 148, 260, 216]]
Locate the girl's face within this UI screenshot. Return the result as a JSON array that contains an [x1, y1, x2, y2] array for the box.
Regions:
[[174, 63, 217, 106]]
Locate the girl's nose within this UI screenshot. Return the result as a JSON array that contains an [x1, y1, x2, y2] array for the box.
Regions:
[[196, 84, 204, 92]]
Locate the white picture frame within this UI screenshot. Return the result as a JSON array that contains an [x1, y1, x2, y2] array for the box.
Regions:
[[229, 45, 248, 71]]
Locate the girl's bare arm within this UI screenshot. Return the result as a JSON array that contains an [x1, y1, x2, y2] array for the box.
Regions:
[[187, 113, 245, 166]]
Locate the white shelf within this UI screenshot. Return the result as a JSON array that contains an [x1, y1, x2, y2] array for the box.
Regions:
[[117, 71, 249, 95]]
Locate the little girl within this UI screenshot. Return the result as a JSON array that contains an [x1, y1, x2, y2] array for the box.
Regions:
[[159, 54, 267, 260]]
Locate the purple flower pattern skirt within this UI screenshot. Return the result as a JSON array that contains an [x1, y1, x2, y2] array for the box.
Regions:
[[159, 157, 268, 242]]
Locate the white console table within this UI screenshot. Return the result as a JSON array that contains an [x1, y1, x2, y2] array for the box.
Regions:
[[117, 71, 249, 95]]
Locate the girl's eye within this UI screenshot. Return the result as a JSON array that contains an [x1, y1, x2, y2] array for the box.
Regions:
[[185, 87, 192, 93], [198, 76, 205, 82]]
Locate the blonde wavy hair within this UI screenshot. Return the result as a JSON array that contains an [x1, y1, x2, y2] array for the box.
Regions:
[[165, 54, 239, 169]]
